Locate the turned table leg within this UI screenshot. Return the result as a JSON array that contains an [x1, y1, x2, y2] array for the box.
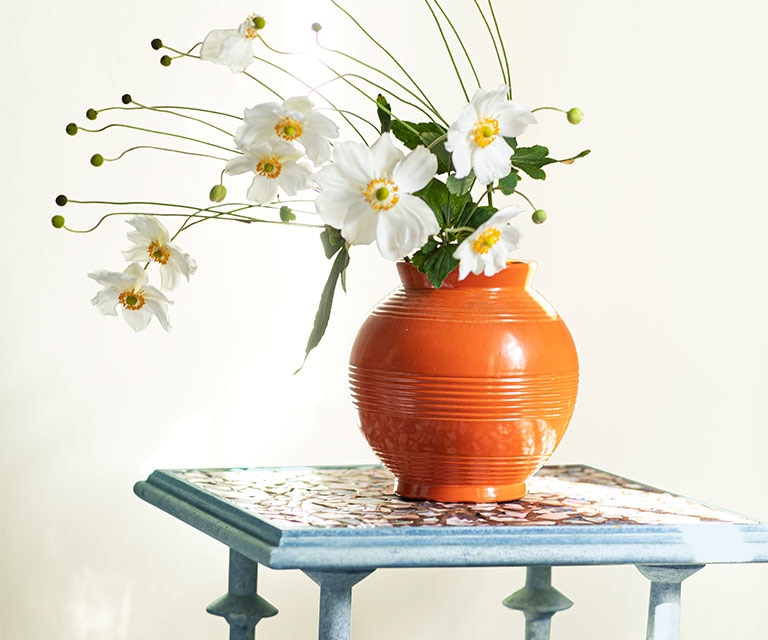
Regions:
[[304, 570, 375, 640], [636, 564, 704, 640], [503, 566, 573, 640], [206, 549, 278, 640]]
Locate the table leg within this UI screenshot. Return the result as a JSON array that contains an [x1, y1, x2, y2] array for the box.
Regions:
[[503, 566, 573, 640], [636, 564, 704, 640], [206, 549, 278, 640], [304, 570, 374, 640]]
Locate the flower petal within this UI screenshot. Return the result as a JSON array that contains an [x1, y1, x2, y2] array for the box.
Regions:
[[392, 146, 437, 193], [369, 133, 404, 177]]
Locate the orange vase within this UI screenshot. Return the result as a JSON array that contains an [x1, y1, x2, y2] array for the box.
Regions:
[[349, 261, 578, 502]]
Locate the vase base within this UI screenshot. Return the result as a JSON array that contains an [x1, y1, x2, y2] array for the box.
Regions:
[[394, 479, 527, 503]]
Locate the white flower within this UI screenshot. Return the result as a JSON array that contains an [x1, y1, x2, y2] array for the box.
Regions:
[[314, 133, 439, 260], [122, 216, 197, 291], [225, 140, 314, 204], [445, 86, 536, 185], [200, 15, 265, 73], [236, 97, 339, 165], [89, 263, 172, 331], [453, 205, 524, 279]]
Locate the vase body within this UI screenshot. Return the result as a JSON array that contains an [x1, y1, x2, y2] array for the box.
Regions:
[[349, 261, 578, 502]]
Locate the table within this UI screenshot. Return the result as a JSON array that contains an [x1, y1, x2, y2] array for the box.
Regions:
[[134, 464, 768, 640]]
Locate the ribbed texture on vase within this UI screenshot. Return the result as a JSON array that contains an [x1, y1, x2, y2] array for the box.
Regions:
[[371, 288, 558, 322], [350, 368, 578, 421]]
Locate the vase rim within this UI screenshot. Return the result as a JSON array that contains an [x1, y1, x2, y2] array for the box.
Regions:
[[397, 260, 536, 290]]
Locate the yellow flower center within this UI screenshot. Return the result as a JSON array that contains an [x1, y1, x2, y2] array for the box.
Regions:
[[118, 289, 146, 310], [275, 116, 303, 141], [472, 117, 500, 148], [364, 178, 399, 211], [256, 155, 282, 179], [244, 14, 266, 38], [147, 240, 171, 265], [472, 227, 502, 254]]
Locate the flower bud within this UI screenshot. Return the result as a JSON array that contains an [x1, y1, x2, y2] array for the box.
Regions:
[[121, 94, 132, 105], [55, 194, 68, 207], [51, 215, 66, 229], [90, 154, 104, 167], [311, 22, 322, 32], [150, 38, 163, 50], [532, 209, 547, 224], [85, 108, 98, 121], [160, 55, 172, 67], [209, 184, 227, 202], [65, 123, 78, 136], [567, 108, 584, 125]]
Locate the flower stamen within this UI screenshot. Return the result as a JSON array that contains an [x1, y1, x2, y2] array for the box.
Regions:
[[364, 178, 399, 211], [147, 240, 171, 265], [256, 155, 283, 179], [472, 227, 502, 254], [472, 117, 500, 148], [275, 116, 303, 141], [118, 288, 146, 310]]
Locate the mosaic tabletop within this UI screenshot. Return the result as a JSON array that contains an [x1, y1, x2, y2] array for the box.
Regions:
[[135, 464, 768, 569]]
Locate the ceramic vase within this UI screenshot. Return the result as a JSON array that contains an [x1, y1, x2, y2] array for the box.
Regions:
[[349, 261, 578, 502]]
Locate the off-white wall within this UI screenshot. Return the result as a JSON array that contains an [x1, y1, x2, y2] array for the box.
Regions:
[[3, 1, 767, 638]]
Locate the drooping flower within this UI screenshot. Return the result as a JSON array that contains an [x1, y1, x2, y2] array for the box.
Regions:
[[122, 216, 197, 291], [235, 97, 339, 165], [314, 133, 439, 260], [445, 86, 536, 185], [453, 205, 524, 279], [89, 263, 172, 331], [200, 15, 266, 73], [225, 140, 313, 204]]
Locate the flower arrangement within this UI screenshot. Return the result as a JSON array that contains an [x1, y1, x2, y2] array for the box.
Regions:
[[53, 2, 588, 365]]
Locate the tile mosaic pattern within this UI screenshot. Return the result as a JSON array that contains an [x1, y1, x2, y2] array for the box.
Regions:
[[174, 465, 756, 530]]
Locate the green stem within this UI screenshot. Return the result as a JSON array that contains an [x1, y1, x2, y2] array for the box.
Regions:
[[130, 99, 238, 136], [329, 0, 447, 125], [75, 123, 239, 154], [472, 0, 509, 94], [431, 0, 482, 95], [424, 0, 469, 102], [103, 146, 229, 163], [487, 0, 512, 98]]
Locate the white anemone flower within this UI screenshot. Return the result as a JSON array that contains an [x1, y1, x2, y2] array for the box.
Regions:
[[453, 205, 524, 279], [200, 15, 265, 73], [89, 263, 172, 331], [314, 133, 439, 261], [445, 86, 536, 185], [225, 140, 313, 204], [122, 216, 197, 291], [236, 97, 340, 165]]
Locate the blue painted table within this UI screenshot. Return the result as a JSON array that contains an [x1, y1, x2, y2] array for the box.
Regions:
[[134, 464, 768, 640]]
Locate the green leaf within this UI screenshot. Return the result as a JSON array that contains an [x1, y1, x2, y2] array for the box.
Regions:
[[447, 172, 474, 196], [510, 145, 557, 180], [498, 171, 519, 195], [320, 226, 344, 259], [296, 247, 350, 373], [376, 94, 392, 133], [391, 120, 445, 149], [413, 243, 459, 288], [414, 178, 450, 226], [466, 205, 497, 230], [279, 205, 296, 222]]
